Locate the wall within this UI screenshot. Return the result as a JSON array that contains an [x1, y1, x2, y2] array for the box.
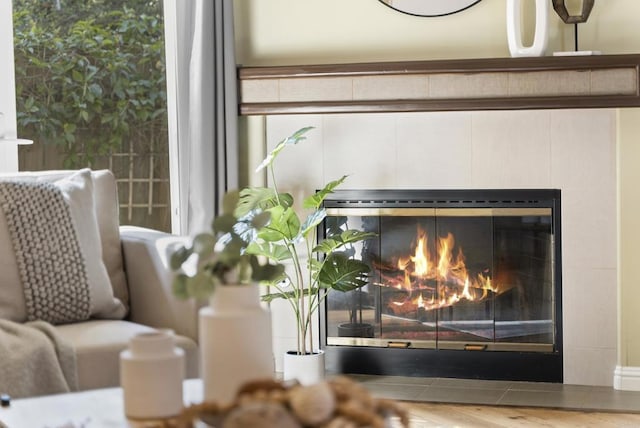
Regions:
[[233, 0, 640, 66], [233, 0, 640, 383], [617, 109, 640, 382]]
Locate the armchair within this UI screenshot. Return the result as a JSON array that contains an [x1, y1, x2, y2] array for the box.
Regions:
[[0, 169, 198, 393]]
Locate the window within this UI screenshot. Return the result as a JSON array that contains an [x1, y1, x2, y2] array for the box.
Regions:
[[12, 0, 171, 231]]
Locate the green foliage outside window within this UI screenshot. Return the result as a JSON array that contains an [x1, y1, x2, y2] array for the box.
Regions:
[[12, 0, 167, 168]]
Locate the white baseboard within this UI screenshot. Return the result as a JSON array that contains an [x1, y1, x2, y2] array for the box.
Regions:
[[613, 366, 640, 390]]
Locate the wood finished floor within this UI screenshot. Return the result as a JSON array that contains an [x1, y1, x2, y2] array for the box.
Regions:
[[393, 402, 640, 427]]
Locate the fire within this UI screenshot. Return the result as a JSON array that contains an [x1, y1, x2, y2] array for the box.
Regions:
[[381, 225, 499, 312], [411, 229, 429, 277]]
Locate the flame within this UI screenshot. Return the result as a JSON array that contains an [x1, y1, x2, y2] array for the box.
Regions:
[[383, 225, 500, 312], [461, 277, 473, 300], [437, 232, 454, 280], [411, 229, 429, 277]]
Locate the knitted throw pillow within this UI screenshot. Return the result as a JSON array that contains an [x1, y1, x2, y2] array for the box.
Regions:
[[0, 169, 126, 324]]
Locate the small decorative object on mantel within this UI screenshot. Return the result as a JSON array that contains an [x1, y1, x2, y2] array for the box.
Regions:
[[120, 330, 185, 419], [552, 0, 600, 56], [506, 0, 549, 57]]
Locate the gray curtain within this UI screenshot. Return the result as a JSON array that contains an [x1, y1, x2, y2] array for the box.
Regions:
[[214, 1, 239, 215], [164, 0, 238, 235]]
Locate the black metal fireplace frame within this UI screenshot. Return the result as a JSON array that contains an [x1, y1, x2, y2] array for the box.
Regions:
[[319, 189, 563, 383]]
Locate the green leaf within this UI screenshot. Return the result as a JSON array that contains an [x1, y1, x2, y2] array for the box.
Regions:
[[192, 233, 216, 258], [72, 69, 83, 82], [259, 206, 300, 242], [255, 126, 314, 173], [318, 253, 370, 292], [212, 213, 237, 235], [63, 123, 77, 134], [276, 193, 294, 209], [249, 256, 286, 282], [245, 241, 292, 261], [251, 211, 272, 229], [313, 230, 377, 254], [185, 272, 216, 300], [236, 188, 292, 219], [303, 175, 348, 209], [261, 286, 320, 303], [170, 246, 192, 271], [172, 274, 189, 300], [221, 190, 240, 215], [216, 235, 244, 263], [235, 187, 277, 217], [88, 83, 103, 97], [252, 264, 286, 283], [65, 132, 76, 144], [299, 208, 326, 239]]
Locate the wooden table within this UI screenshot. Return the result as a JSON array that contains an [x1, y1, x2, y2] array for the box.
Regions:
[[0, 379, 203, 427]]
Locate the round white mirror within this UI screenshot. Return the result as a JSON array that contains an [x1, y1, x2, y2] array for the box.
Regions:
[[379, 0, 482, 17]]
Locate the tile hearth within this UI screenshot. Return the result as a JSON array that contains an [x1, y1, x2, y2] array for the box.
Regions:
[[348, 374, 640, 413]]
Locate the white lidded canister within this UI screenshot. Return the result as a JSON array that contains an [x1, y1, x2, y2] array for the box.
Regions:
[[120, 329, 185, 419]]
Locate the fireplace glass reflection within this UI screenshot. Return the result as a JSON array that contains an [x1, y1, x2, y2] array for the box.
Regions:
[[323, 190, 560, 355]]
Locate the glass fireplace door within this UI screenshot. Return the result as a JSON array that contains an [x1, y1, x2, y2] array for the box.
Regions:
[[325, 207, 556, 353]]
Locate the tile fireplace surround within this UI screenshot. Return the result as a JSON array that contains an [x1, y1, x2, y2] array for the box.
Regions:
[[265, 109, 617, 387]]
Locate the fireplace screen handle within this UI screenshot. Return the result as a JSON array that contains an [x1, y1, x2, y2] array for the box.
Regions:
[[387, 341, 411, 349], [464, 344, 488, 351]]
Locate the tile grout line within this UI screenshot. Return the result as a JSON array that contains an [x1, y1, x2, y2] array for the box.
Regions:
[[495, 388, 510, 406]]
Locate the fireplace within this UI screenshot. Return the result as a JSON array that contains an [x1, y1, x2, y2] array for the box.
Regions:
[[320, 189, 562, 382]]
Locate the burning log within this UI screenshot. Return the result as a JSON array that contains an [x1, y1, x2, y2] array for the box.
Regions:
[[383, 282, 497, 318], [374, 225, 501, 314]]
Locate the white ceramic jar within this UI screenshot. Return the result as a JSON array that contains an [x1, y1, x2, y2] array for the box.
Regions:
[[199, 285, 274, 404], [120, 330, 185, 419]]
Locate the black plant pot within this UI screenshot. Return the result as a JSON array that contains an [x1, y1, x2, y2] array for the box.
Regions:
[[337, 322, 374, 338]]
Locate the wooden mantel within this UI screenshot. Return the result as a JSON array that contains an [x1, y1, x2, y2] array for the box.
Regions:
[[237, 54, 640, 115]]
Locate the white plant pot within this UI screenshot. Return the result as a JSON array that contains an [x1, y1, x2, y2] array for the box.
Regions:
[[199, 285, 274, 404], [283, 350, 325, 386]]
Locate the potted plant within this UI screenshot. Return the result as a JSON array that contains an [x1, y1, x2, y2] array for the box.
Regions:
[[235, 126, 375, 384], [170, 194, 285, 403], [172, 126, 374, 386]]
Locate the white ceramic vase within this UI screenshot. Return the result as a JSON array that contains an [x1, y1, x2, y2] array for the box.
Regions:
[[120, 330, 185, 419], [199, 285, 274, 404], [283, 350, 325, 385], [506, 0, 549, 57]]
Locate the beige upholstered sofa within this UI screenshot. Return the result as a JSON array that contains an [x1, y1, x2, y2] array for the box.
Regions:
[[0, 169, 199, 392]]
